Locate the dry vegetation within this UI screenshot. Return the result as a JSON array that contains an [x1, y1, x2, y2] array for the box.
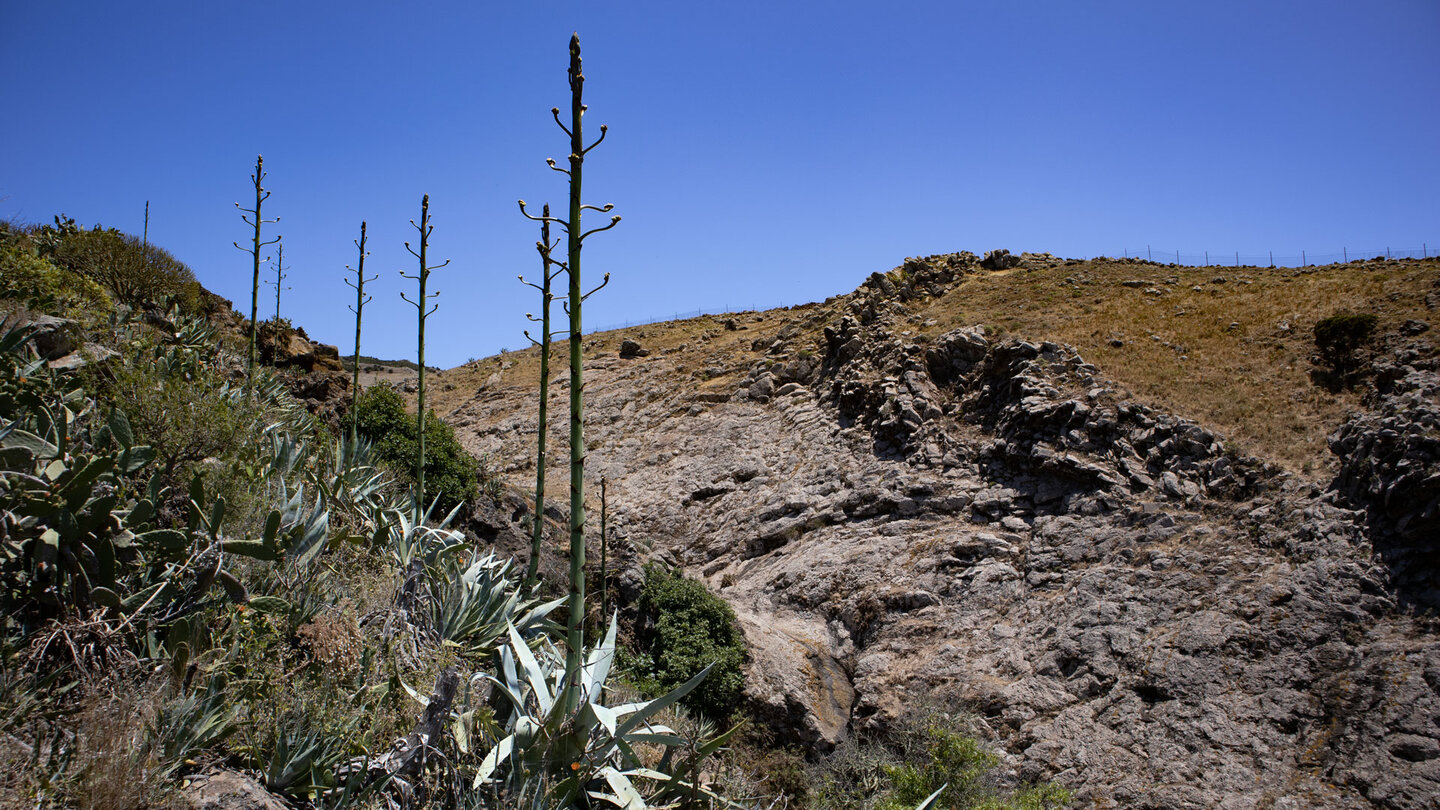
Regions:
[[430, 255, 1438, 479], [907, 256, 1437, 474]]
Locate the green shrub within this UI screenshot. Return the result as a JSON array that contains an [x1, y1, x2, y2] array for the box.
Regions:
[[0, 242, 113, 320], [638, 565, 746, 719], [45, 222, 198, 309], [101, 345, 263, 488], [1313, 311, 1378, 382], [809, 711, 1070, 810], [353, 382, 479, 513]]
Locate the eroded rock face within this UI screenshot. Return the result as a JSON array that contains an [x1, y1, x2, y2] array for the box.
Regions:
[[182, 770, 288, 810], [449, 265, 1440, 808], [1329, 356, 1440, 608]]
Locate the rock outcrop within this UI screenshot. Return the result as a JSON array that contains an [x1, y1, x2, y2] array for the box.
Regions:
[[1329, 349, 1440, 608], [448, 258, 1440, 808]]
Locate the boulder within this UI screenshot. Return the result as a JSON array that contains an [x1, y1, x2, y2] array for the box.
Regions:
[[619, 339, 650, 358], [182, 770, 287, 810], [980, 249, 1022, 270]]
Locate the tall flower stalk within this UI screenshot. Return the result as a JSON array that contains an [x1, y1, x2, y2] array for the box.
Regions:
[[520, 205, 563, 593], [519, 32, 620, 718], [233, 154, 280, 397], [400, 195, 449, 521], [344, 221, 375, 447]]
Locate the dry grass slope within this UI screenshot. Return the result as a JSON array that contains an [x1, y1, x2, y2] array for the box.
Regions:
[[428, 255, 1438, 479]]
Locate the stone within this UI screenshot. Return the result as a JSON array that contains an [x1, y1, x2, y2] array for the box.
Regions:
[[619, 339, 650, 358], [24, 315, 79, 359], [183, 770, 288, 810], [980, 249, 1022, 270]]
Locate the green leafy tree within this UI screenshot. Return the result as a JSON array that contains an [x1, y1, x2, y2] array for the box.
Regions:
[[352, 382, 477, 514], [47, 223, 196, 307], [639, 565, 746, 719]]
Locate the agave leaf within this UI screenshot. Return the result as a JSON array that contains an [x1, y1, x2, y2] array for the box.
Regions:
[[695, 720, 745, 760], [915, 784, 948, 810], [586, 700, 618, 737], [624, 732, 685, 747], [473, 734, 514, 787], [584, 612, 620, 697], [615, 663, 714, 738], [508, 623, 554, 717], [601, 767, 647, 810]]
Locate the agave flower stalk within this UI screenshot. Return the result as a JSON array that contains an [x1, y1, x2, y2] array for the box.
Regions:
[[520, 205, 564, 593], [520, 32, 620, 718], [344, 221, 376, 447], [233, 154, 281, 397], [600, 477, 608, 620], [400, 195, 450, 521], [265, 238, 290, 321]]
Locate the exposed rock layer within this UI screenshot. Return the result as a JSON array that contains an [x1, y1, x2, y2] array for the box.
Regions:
[[449, 255, 1440, 808]]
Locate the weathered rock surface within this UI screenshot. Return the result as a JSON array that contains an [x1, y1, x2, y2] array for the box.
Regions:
[[448, 255, 1440, 808], [182, 770, 288, 810], [1329, 353, 1440, 608]]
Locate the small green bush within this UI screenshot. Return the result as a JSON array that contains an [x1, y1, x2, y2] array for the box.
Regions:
[[353, 382, 479, 513], [878, 724, 1068, 810], [0, 242, 113, 320], [638, 565, 746, 719], [809, 711, 1070, 810], [45, 222, 198, 309], [1313, 311, 1379, 385]]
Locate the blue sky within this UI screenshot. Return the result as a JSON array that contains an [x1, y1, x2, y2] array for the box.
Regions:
[[3, 1, 1437, 367]]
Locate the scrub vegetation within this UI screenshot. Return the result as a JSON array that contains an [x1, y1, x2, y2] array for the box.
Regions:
[[0, 36, 1069, 810]]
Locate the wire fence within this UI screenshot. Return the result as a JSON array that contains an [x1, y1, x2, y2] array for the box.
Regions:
[[585, 304, 794, 335], [580, 242, 1439, 336], [1109, 243, 1436, 268]]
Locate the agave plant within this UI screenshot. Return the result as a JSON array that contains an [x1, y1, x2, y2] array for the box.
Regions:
[[381, 499, 468, 572], [431, 551, 562, 660], [263, 712, 356, 798], [144, 676, 238, 777], [474, 615, 740, 809]]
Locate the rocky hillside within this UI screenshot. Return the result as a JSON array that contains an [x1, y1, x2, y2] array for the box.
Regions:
[[432, 252, 1439, 808]]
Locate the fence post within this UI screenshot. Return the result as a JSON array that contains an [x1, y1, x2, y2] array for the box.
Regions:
[[1387, 247, 1391, 260], [1205, 251, 1209, 266], [1235, 251, 1239, 267], [1176, 250, 1180, 264], [1344, 247, 1347, 262], [1147, 245, 1151, 261], [1269, 250, 1273, 267], [1303, 250, 1306, 266]]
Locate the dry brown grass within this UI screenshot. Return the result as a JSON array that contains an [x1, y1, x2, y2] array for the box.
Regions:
[[422, 256, 1437, 480], [0, 678, 185, 810], [911, 257, 1437, 474]]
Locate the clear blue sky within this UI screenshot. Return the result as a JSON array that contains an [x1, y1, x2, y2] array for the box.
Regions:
[[3, 1, 1437, 367]]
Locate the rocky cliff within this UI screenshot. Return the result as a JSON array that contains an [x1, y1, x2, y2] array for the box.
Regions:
[[442, 253, 1439, 808]]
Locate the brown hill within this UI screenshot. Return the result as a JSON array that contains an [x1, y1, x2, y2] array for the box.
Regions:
[[427, 252, 1439, 808]]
